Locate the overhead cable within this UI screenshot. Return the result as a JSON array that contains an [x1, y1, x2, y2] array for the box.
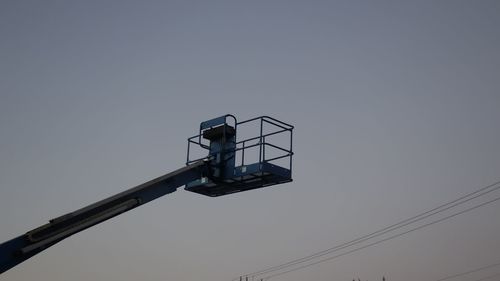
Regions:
[[436, 262, 500, 281], [262, 195, 500, 280], [239, 180, 500, 279]]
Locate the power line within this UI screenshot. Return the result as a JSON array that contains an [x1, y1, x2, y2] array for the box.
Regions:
[[436, 262, 500, 281], [472, 272, 500, 281], [238, 180, 500, 279], [261, 194, 500, 279], [248, 181, 500, 277]]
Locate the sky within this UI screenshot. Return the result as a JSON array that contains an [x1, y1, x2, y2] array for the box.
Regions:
[[1, 1, 500, 281]]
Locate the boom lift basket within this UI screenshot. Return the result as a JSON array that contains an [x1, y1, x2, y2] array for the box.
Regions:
[[185, 115, 294, 196]]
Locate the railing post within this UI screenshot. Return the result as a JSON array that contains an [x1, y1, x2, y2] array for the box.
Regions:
[[289, 129, 293, 171], [262, 136, 266, 162], [242, 141, 245, 166], [259, 118, 263, 164]]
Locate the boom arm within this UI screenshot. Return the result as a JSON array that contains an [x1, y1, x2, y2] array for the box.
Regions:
[[0, 160, 208, 274], [0, 114, 294, 276]]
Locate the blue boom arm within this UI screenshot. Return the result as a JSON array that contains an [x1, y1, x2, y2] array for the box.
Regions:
[[0, 160, 208, 274], [0, 114, 294, 276]]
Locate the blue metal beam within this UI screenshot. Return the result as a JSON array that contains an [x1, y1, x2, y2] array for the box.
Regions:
[[0, 160, 208, 274]]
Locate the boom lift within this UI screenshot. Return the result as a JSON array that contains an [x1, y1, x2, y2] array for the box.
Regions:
[[0, 115, 294, 274]]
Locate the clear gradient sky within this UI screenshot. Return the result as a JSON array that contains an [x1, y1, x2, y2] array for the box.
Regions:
[[1, 1, 500, 281]]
